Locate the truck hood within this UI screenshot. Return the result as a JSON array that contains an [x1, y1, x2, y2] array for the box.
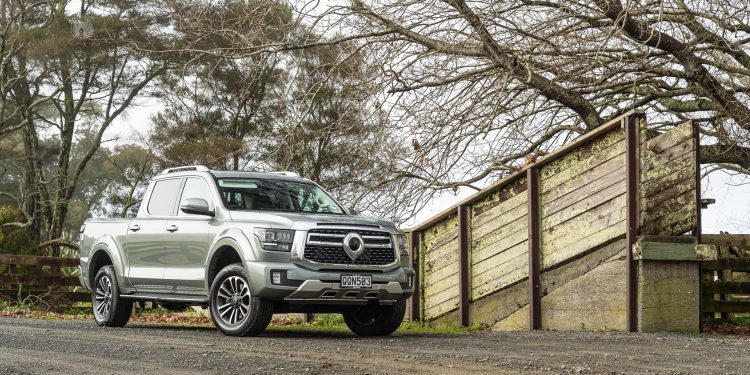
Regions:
[[227, 210, 398, 231]]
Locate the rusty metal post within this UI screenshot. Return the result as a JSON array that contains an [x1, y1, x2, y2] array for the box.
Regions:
[[527, 167, 542, 330], [457, 205, 471, 327], [409, 231, 421, 322], [625, 115, 640, 332]]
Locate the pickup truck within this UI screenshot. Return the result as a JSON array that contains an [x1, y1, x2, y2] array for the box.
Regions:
[[78, 165, 414, 336]]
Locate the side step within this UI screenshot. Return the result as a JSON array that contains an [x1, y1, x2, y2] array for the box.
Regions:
[[120, 293, 209, 305]]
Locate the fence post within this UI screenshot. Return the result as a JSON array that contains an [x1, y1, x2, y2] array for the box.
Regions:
[[457, 205, 471, 327], [625, 115, 641, 332], [409, 231, 421, 322], [7, 262, 16, 291], [527, 167, 542, 330], [701, 267, 715, 324]]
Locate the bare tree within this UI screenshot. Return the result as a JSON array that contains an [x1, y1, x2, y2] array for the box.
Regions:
[[152, 0, 750, 222], [311, 0, 750, 220]]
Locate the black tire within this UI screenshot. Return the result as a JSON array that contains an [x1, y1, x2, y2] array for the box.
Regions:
[[92, 265, 132, 327], [159, 303, 190, 312], [209, 263, 273, 336], [343, 300, 406, 336]]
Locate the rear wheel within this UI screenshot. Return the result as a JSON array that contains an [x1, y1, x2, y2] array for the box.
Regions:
[[209, 263, 273, 336], [92, 265, 132, 327], [343, 300, 406, 336]]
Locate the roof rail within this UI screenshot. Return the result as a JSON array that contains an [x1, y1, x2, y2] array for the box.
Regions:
[[268, 171, 301, 178], [160, 165, 210, 174]]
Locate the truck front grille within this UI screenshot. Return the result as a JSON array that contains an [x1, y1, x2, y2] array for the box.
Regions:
[[304, 229, 396, 265]]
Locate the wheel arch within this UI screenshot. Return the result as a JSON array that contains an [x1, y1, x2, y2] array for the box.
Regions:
[[205, 232, 256, 289], [86, 235, 128, 291]]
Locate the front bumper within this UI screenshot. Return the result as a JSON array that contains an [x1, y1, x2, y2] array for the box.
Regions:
[[285, 280, 408, 304], [245, 261, 415, 304]]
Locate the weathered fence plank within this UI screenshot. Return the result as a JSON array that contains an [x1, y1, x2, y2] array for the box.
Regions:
[[703, 281, 750, 294], [0, 275, 79, 287], [702, 300, 750, 313], [640, 121, 697, 236], [701, 235, 750, 248], [702, 258, 750, 271], [0, 254, 78, 267]]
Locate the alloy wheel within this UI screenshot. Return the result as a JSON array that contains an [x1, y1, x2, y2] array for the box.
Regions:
[[94, 275, 113, 321], [215, 276, 252, 326]]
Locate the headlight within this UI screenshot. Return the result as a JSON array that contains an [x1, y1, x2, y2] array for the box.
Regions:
[[254, 228, 295, 252], [394, 233, 408, 257]]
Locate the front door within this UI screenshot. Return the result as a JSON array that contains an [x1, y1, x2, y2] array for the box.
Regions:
[[162, 177, 214, 294]]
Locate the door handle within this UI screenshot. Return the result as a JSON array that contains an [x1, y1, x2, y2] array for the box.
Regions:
[[166, 224, 179, 233], [129, 224, 141, 232]]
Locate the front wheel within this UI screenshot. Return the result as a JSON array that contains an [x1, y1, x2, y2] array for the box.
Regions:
[[92, 265, 132, 327], [343, 300, 406, 336], [209, 263, 273, 336]]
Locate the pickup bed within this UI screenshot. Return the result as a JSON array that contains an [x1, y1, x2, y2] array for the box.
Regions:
[[79, 166, 414, 336]]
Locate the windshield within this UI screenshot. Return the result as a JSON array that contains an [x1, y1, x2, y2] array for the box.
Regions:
[[216, 178, 345, 214]]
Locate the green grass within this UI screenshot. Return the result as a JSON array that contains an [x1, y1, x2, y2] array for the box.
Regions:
[[396, 320, 487, 334], [267, 314, 487, 334], [731, 315, 750, 325]]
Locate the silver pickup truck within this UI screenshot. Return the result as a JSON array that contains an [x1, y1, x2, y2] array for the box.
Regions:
[[78, 165, 414, 336]]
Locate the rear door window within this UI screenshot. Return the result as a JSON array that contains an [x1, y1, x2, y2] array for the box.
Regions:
[[147, 178, 182, 216]]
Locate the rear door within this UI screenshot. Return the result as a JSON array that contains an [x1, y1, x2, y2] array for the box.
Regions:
[[162, 176, 214, 294], [126, 177, 182, 292]]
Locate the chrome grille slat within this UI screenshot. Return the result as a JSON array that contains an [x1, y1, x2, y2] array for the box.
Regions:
[[361, 235, 390, 240], [306, 240, 345, 247], [309, 233, 345, 238], [304, 229, 396, 265], [363, 243, 392, 249]]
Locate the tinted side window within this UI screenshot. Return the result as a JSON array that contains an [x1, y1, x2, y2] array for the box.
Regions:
[[147, 179, 182, 216], [178, 178, 213, 216]]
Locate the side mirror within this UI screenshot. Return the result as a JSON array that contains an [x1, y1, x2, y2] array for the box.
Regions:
[[180, 198, 214, 217], [347, 207, 359, 216]]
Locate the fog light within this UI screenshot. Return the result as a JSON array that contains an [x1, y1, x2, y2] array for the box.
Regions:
[[272, 271, 282, 285]]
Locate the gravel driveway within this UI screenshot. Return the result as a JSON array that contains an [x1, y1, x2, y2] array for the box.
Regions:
[[0, 317, 748, 374]]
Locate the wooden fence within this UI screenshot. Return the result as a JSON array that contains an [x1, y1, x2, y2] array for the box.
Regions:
[[0, 254, 88, 303], [701, 235, 750, 322], [408, 109, 701, 331]]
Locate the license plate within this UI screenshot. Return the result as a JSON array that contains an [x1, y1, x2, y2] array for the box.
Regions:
[[341, 275, 372, 288]]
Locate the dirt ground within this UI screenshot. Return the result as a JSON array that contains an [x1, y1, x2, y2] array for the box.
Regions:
[[1, 318, 749, 374]]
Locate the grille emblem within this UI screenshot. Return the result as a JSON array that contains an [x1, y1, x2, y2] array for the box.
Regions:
[[342, 232, 366, 261]]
